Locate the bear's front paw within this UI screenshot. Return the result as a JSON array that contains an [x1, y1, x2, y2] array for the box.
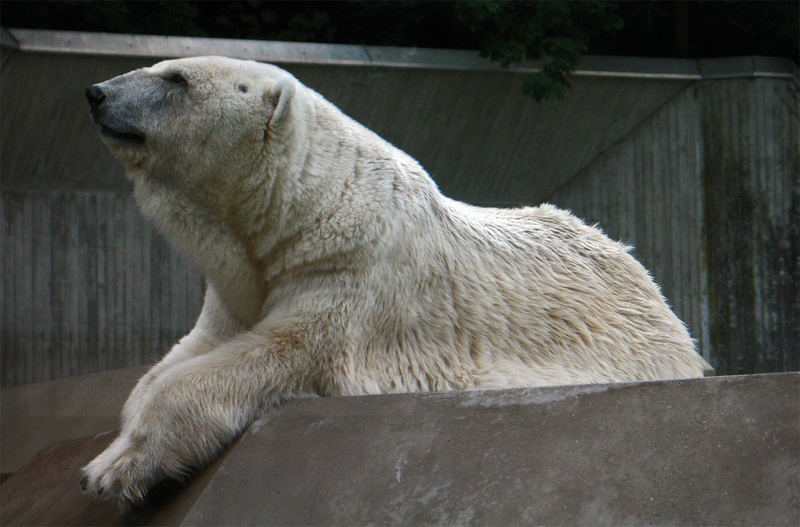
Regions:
[[80, 435, 160, 506]]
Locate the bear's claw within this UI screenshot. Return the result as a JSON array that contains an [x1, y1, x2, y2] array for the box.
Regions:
[[80, 435, 156, 506]]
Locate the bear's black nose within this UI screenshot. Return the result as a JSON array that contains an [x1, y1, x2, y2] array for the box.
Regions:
[[85, 85, 106, 111]]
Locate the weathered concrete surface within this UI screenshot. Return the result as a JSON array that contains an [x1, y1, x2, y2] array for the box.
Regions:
[[1, 373, 798, 526], [0, 432, 232, 526], [0, 366, 147, 474], [186, 373, 800, 526]]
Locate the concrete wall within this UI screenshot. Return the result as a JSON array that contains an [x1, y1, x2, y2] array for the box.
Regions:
[[553, 77, 800, 374], [2, 191, 203, 385], [701, 79, 799, 374], [1, 29, 798, 385]]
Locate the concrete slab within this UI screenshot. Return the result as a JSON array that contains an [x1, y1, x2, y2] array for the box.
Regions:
[[0, 366, 147, 474], [0, 432, 232, 527], [185, 373, 799, 526], [1, 433, 121, 526], [1, 373, 797, 526]]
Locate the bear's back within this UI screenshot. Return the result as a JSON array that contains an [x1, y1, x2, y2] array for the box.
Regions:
[[353, 198, 703, 390]]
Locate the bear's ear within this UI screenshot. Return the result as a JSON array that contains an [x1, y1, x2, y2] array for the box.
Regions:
[[263, 78, 295, 136]]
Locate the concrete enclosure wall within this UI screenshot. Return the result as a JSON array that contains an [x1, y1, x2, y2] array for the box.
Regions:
[[2, 29, 798, 385], [552, 77, 800, 374]]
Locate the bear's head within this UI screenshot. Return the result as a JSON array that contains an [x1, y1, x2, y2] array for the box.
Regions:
[[86, 56, 299, 200]]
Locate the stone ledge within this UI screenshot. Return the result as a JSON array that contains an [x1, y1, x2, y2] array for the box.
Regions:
[[1, 373, 797, 526]]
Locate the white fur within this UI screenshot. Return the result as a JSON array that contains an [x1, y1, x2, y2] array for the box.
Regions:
[[82, 56, 707, 504]]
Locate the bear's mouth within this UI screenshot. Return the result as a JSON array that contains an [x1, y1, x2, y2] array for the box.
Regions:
[[100, 125, 145, 145]]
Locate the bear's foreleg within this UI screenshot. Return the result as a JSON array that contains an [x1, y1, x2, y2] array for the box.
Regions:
[[117, 285, 246, 424], [80, 328, 306, 506]]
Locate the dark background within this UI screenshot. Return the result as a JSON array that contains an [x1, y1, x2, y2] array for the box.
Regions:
[[3, 1, 798, 61], [5, 1, 796, 101]]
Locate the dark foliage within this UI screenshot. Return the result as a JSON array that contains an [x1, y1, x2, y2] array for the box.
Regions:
[[452, 1, 622, 100]]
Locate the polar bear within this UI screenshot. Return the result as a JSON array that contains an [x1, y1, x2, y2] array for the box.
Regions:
[[82, 56, 708, 505]]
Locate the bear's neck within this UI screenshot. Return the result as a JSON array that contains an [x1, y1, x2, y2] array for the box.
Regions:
[[133, 175, 265, 326], [132, 90, 446, 325], [238, 93, 444, 289]]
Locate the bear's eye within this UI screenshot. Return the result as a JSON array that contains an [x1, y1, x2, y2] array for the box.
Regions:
[[163, 72, 188, 87]]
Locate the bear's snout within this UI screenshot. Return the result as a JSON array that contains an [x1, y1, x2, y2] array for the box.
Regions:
[[86, 81, 146, 145], [85, 85, 106, 112]]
